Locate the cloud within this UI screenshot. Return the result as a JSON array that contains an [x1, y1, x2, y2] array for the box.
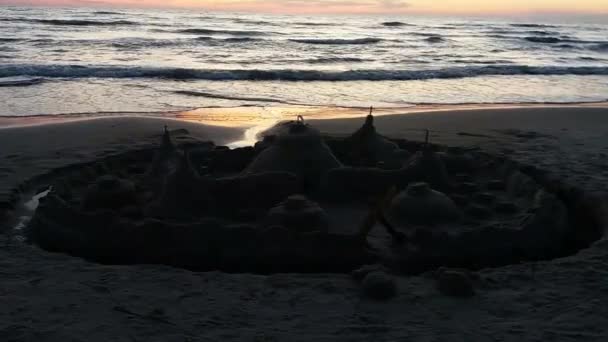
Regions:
[[380, 0, 410, 9]]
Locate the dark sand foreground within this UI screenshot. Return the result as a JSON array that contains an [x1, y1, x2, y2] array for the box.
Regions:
[[1, 106, 608, 341]]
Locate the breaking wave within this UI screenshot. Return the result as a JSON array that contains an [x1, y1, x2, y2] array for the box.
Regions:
[[2, 64, 608, 81], [289, 38, 382, 45]]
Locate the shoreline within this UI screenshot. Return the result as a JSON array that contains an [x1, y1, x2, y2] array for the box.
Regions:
[[2, 101, 608, 148], [2, 100, 607, 127]]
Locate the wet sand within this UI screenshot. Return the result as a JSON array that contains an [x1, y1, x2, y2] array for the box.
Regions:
[[1, 105, 608, 341]]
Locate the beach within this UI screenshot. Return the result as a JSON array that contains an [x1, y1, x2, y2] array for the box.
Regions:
[[1, 105, 608, 341]]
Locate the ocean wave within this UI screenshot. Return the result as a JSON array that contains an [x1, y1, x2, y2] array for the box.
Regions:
[[452, 59, 513, 65], [93, 11, 125, 15], [171, 90, 288, 104], [510, 23, 557, 28], [590, 43, 608, 52], [224, 37, 264, 42], [524, 36, 608, 47], [382, 21, 413, 27], [431, 26, 458, 30], [177, 28, 269, 36], [2, 64, 608, 81], [293, 22, 337, 27], [195, 36, 264, 43], [305, 57, 367, 64], [0, 77, 44, 87], [0, 38, 22, 42], [411, 32, 444, 37], [486, 34, 511, 39], [24, 36, 265, 49], [425, 36, 445, 43], [232, 18, 278, 26], [527, 30, 558, 36], [0, 46, 18, 52], [110, 38, 183, 49], [289, 38, 382, 45], [579, 56, 606, 61], [524, 36, 564, 44], [2, 18, 138, 26], [557, 44, 578, 49], [489, 28, 561, 36]]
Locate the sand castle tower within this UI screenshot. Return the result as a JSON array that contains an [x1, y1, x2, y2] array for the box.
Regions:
[[345, 108, 409, 166], [388, 182, 460, 224], [405, 130, 452, 191], [158, 150, 211, 217], [148, 125, 179, 177], [245, 116, 342, 186]]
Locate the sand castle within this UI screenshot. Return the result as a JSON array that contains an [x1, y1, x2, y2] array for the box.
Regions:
[[342, 109, 410, 167], [23, 113, 589, 276], [245, 116, 342, 187]]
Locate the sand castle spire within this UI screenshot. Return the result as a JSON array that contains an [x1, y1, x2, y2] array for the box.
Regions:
[[343, 106, 408, 166], [161, 125, 173, 150]]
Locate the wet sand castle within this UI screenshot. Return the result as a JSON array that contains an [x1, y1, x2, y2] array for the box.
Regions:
[[22, 114, 604, 279]]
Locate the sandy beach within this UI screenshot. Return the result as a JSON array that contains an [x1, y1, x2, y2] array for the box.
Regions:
[[1, 104, 608, 341]]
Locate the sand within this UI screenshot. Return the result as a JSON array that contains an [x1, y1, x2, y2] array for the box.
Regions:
[[1, 105, 608, 341]]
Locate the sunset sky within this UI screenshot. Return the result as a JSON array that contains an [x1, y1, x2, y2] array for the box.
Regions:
[[4, 0, 608, 15]]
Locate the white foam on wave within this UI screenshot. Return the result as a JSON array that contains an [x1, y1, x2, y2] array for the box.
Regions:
[[1, 64, 607, 81]]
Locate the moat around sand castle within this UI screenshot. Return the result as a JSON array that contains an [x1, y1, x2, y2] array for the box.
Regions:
[[18, 112, 604, 298]]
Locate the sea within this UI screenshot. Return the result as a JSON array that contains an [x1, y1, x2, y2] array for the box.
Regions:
[[0, 6, 607, 118]]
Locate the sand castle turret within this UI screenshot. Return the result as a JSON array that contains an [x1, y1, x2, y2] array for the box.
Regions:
[[148, 125, 179, 177], [245, 116, 342, 186], [405, 130, 452, 191], [388, 182, 460, 224], [158, 150, 211, 217], [345, 108, 409, 166]]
